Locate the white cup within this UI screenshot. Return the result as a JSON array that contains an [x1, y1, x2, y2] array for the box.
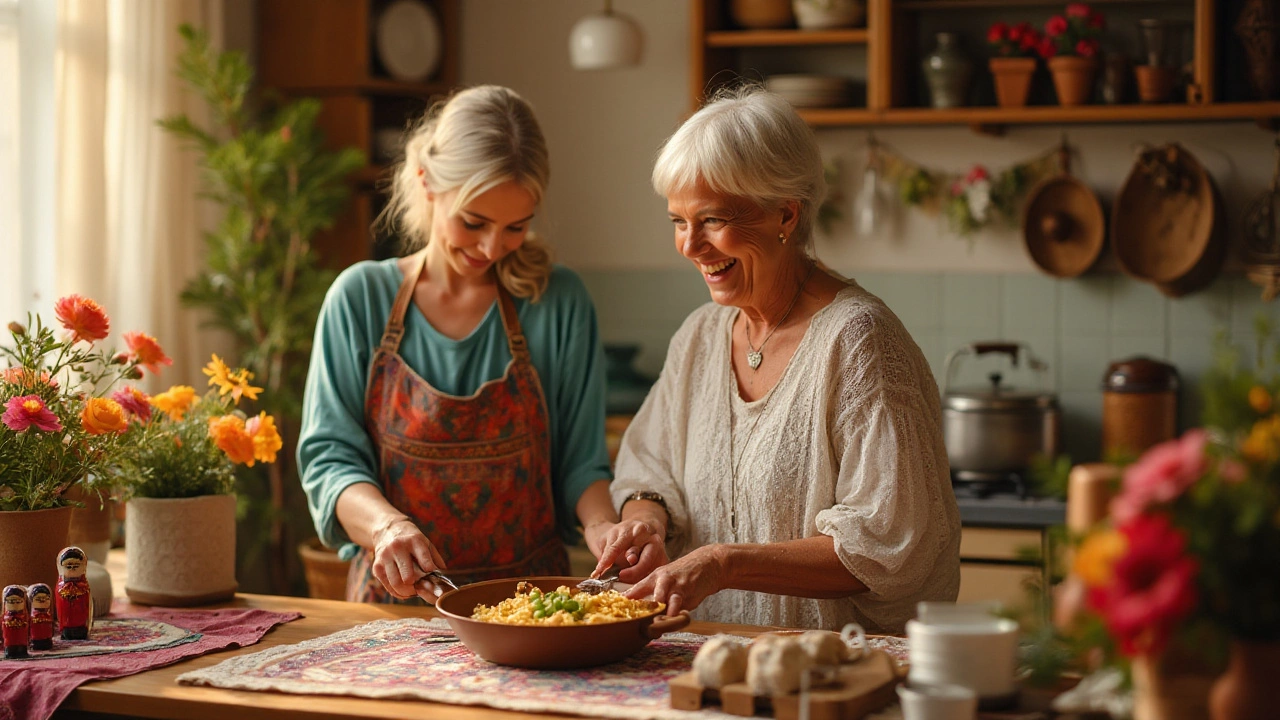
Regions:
[[906, 616, 1019, 699], [897, 682, 977, 720]]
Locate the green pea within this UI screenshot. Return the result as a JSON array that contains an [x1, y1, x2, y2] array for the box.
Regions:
[[533, 609, 547, 619], [563, 600, 580, 613]]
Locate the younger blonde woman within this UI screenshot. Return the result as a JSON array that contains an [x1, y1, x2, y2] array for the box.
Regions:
[[299, 86, 619, 604]]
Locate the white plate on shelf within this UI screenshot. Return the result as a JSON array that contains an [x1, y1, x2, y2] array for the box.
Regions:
[[765, 74, 853, 108], [374, 0, 442, 82]]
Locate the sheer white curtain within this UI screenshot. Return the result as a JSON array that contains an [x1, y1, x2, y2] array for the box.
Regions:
[[0, 0, 20, 324], [56, 0, 227, 388]]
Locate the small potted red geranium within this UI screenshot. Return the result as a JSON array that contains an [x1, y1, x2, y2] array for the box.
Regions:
[[987, 21, 1042, 108], [1038, 2, 1105, 106]]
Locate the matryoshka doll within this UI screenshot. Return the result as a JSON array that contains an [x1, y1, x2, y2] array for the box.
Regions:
[[27, 583, 54, 651], [55, 546, 92, 640], [2, 585, 29, 659]]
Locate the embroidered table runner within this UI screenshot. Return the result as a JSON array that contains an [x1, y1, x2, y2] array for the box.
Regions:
[[0, 600, 300, 720], [178, 618, 909, 720]]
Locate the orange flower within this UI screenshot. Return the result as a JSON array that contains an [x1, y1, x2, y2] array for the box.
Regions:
[[149, 386, 197, 420], [1074, 529, 1127, 588], [208, 414, 256, 466], [1249, 385, 1273, 414], [202, 355, 262, 404], [1, 368, 57, 388], [246, 411, 282, 464], [54, 295, 110, 343], [80, 397, 127, 435], [122, 331, 172, 376]]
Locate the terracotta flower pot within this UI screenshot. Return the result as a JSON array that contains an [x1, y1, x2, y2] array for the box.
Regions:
[[1131, 650, 1216, 720], [125, 494, 237, 606], [1210, 640, 1280, 720], [989, 57, 1037, 108], [1135, 65, 1178, 103], [0, 506, 73, 592], [298, 537, 350, 601], [1048, 55, 1097, 106]]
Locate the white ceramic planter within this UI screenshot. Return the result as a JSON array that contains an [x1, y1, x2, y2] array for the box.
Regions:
[[125, 494, 237, 606], [792, 0, 865, 29]]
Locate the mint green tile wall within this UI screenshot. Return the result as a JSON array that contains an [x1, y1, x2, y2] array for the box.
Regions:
[[579, 269, 1278, 464]]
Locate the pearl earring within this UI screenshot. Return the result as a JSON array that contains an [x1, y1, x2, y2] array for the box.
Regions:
[[779, 232, 787, 244]]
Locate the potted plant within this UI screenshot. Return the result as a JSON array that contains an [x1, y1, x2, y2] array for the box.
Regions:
[[1037, 3, 1105, 106], [1060, 321, 1280, 720], [0, 297, 163, 591], [987, 21, 1042, 108], [111, 355, 281, 606]]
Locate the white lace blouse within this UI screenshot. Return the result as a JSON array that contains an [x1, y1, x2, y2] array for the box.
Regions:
[[611, 282, 961, 634]]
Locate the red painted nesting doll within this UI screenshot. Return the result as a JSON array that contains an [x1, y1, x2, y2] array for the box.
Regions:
[[27, 583, 54, 651], [55, 546, 92, 640], [3, 585, 29, 659]]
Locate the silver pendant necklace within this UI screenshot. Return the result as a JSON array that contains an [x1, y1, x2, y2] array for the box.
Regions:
[[744, 263, 816, 371]]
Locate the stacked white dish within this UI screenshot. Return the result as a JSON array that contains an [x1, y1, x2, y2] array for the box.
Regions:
[[764, 74, 852, 108], [906, 602, 1020, 709]]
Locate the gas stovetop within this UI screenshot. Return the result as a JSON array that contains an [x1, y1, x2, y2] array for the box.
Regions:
[[951, 469, 1033, 499]]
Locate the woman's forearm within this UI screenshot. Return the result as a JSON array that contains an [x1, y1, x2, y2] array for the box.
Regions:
[[335, 482, 411, 549], [718, 535, 868, 599], [575, 480, 619, 532]]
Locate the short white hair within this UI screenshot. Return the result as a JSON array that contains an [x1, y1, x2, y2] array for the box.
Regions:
[[652, 85, 825, 248]]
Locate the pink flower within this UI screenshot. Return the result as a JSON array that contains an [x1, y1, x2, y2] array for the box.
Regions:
[[2, 395, 63, 432], [111, 386, 152, 422], [1087, 514, 1199, 657], [1037, 36, 1058, 59], [1218, 458, 1248, 484], [1076, 39, 1099, 58], [1111, 429, 1208, 523], [987, 22, 1008, 44], [53, 295, 110, 344], [1065, 3, 1091, 18], [1045, 15, 1069, 37]]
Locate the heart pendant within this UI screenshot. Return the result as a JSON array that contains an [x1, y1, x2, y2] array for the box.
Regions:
[[747, 351, 763, 370]]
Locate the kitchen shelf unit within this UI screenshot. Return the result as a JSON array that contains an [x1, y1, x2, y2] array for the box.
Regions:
[[258, 0, 460, 270], [690, 0, 1280, 133]]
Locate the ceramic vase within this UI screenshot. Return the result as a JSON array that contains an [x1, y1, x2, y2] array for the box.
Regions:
[[989, 57, 1036, 108], [921, 33, 973, 109], [0, 506, 72, 593], [125, 494, 237, 606], [1209, 639, 1280, 720], [1048, 55, 1096, 106], [1135, 65, 1178, 103]]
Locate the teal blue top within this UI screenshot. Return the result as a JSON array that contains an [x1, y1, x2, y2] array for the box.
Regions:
[[298, 259, 612, 560]]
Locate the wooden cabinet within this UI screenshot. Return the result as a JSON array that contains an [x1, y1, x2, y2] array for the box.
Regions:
[[690, 0, 1280, 131], [957, 526, 1046, 609], [257, 0, 460, 269]]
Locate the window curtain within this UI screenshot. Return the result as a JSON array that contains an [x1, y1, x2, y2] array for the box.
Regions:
[[56, 0, 228, 389]]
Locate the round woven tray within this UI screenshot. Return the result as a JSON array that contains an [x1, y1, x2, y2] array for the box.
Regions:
[[1023, 174, 1105, 278]]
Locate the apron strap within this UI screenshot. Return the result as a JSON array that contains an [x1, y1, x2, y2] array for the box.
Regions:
[[495, 285, 531, 364], [379, 251, 429, 353]]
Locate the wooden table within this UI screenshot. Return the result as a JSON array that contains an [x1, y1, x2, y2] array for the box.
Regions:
[[54, 593, 779, 720]]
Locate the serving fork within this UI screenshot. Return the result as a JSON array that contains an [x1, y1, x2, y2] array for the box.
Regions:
[[575, 575, 618, 595]]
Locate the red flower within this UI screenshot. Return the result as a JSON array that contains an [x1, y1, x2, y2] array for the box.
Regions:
[[1065, 2, 1091, 18], [1045, 15, 1069, 37], [1036, 36, 1058, 59], [1087, 10, 1105, 29], [2, 395, 63, 432], [123, 331, 172, 376], [987, 21, 1009, 44], [54, 295, 110, 344], [111, 386, 152, 423], [1075, 39, 1099, 58], [966, 165, 990, 183], [1086, 514, 1199, 657], [1019, 29, 1042, 53]]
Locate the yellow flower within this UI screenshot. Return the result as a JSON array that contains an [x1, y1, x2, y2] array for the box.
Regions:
[[1242, 421, 1280, 465], [150, 385, 197, 420], [208, 414, 256, 466], [80, 397, 128, 435], [202, 354, 262, 405], [1248, 385, 1273, 414], [1074, 529, 1127, 588], [246, 411, 282, 464]]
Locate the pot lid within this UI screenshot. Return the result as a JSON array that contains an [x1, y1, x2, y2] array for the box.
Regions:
[[1104, 356, 1179, 393], [944, 372, 1058, 412]]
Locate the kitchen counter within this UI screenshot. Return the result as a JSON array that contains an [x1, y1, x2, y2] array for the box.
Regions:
[[955, 493, 1067, 529], [55, 593, 785, 720]]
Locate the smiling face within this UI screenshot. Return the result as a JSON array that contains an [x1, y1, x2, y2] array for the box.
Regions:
[[666, 178, 799, 310], [427, 180, 536, 282]]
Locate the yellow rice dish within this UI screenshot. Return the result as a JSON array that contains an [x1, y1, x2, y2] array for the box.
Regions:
[[471, 581, 664, 626]]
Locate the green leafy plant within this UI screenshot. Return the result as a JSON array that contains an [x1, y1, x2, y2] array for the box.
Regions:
[[158, 24, 364, 592]]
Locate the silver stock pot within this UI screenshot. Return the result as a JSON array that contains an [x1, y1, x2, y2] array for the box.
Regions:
[[941, 342, 1060, 482]]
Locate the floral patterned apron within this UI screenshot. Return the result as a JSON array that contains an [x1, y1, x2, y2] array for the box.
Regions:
[[347, 254, 569, 603]]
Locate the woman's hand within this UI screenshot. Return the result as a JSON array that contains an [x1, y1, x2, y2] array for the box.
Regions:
[[591, 519, 668, 583], [624, 545, 727, 616], [371, 516, 448, 601]]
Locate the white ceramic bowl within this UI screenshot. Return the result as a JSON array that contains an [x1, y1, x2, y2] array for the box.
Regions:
[[906, 618, 1019, 699], [897, 682, 977, 720]]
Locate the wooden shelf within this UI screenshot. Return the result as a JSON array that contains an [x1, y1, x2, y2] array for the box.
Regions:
[[897, 0, 1178, 9], [796, 101, 1280, 127], [705, 28, 869, 47], [273, 79, 452, 98]]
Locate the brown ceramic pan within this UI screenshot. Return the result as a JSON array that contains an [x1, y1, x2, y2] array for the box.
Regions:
[[434, 576, 692, 669]]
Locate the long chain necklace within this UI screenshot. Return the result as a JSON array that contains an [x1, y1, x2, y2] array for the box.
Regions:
[[744, 263, 816, 370]]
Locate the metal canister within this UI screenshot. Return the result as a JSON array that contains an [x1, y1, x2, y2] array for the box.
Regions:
[[1101, 356, 1179, 460]]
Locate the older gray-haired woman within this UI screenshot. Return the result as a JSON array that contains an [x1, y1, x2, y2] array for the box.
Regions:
[[592, 87, 960, 634]]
